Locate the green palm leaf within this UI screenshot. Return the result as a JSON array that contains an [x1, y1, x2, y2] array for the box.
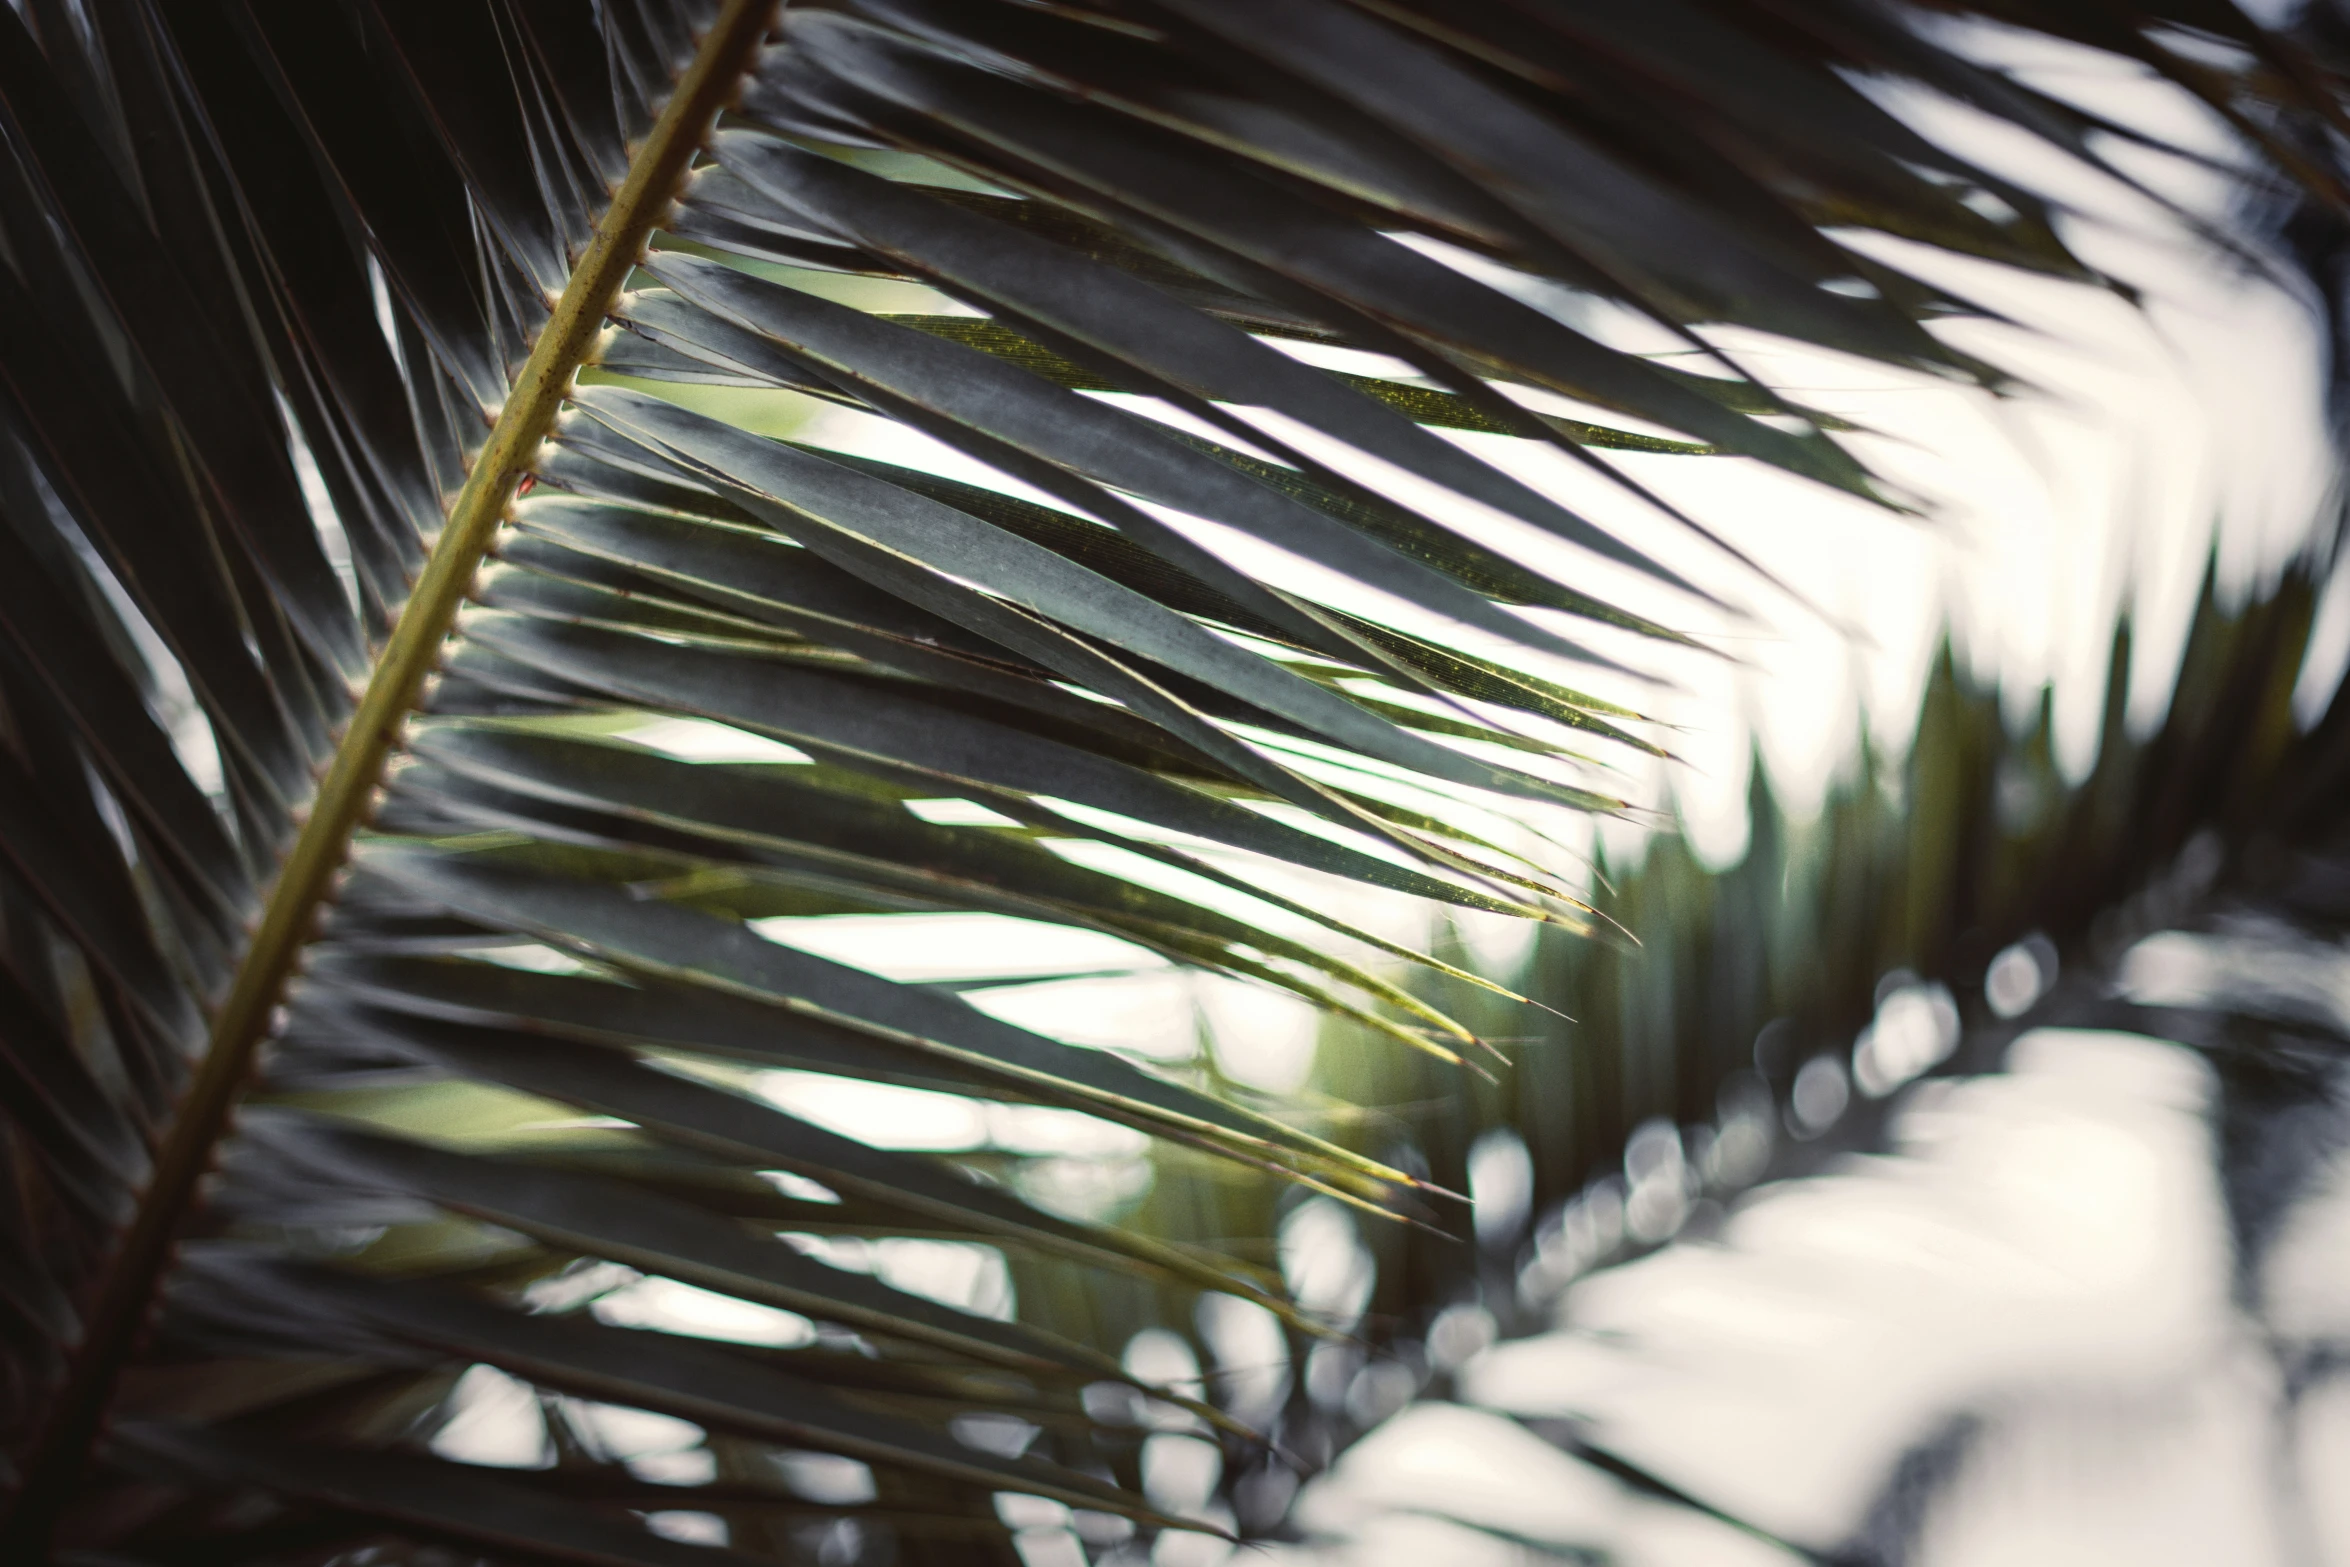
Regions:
[[0, 2, 2336, 1562]]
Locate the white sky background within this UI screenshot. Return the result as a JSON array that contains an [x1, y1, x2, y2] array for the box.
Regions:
[[1286, 1027, 2350, 1567], [1569, 26, 2342, 865]]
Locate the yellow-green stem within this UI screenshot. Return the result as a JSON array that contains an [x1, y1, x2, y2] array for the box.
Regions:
[[0, 0, 776, 1546]]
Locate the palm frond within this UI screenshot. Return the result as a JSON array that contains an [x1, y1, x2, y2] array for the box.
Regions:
[[0, 1, 2337, 1562]]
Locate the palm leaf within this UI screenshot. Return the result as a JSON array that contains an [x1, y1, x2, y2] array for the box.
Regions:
[[0, 2, 2336, 1562]]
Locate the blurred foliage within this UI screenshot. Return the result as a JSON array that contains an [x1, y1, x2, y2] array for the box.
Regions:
[[912, 546, 2350, 1556], [1256, 547, 2342, 1446]]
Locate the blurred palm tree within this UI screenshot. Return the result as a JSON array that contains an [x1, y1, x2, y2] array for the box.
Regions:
[[0, 4, 2345, 1565]]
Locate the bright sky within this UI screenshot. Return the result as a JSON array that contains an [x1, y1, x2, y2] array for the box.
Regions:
[[1622, 27, 2341, 863]]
